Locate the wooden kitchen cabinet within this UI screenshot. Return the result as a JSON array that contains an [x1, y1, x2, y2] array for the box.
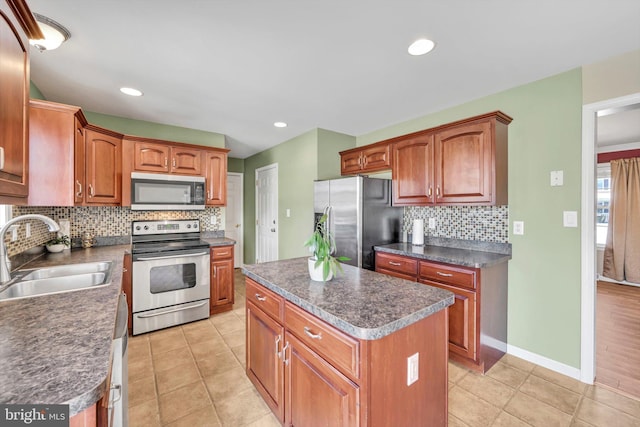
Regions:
[[204, 150, 227, 206], [376, 250, 507, 373], [340, 141, 391, 175], [84, 127, 122, 205], [210, 245, 234, 315], [391, 111, 511, 206], [0, 0, 42, 203], [132, 140, 202, 175], [246, 277, 448, 426], [122, 253, 133, 336]]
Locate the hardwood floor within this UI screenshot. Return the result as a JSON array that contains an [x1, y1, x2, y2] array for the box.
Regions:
[[596, 280, 640, 398]]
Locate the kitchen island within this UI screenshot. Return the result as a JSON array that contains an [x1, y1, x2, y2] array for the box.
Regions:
[[242, 257, 454, 427]]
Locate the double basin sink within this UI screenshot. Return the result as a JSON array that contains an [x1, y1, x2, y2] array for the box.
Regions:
[[0, 261, 113, 301]]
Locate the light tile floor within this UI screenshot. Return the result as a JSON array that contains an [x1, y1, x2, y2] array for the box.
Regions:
[[128, 271, 640, 426]]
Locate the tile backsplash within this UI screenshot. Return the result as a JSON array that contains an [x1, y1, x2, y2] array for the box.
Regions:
[[403, 205, 509, 243], [5, 206, 222, 257]]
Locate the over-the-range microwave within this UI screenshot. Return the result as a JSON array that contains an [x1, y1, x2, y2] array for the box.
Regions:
[[130, 172, 206, 210]]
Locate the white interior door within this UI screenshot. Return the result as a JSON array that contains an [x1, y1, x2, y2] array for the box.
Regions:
[[256, 164, 278, 263], [225, 172, 243, 267]]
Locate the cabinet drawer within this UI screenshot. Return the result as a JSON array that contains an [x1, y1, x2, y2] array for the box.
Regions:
[[419, 261, 476, 290], [246, 278, 284, 323], [375, 252, 418, 277], [285, 302, 360, 380], [211, 245, 233, 260]]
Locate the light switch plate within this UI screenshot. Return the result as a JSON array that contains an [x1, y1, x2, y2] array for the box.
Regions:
[[210, 215, 217, 225], [550, 170, 564, 186], [513, 221, 524, 235], [428, 218, 436, 229], [563, 211, 578, 227], [286, 209, 291, 218], [407, 353, 419, 386]]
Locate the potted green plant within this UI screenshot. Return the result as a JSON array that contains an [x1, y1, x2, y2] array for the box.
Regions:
[[304, 213, 350, 281], [46, 235, 71, 253]]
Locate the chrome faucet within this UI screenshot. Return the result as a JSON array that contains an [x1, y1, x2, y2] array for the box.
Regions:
[[0, 214, 60, 283]]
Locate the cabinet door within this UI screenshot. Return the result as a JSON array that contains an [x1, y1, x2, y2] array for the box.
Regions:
[[171, 146, 202, 175], [0, 7, 29, 200], [285, 332, 359, 427], [419, 279, 477, 361], [211, 259, 234, 307], [340, 151, 362, 175], [85, 129, 122, 204], [392, 135, 434, 206], [361, 143, 391, 172], [133, 141, 170, 173], [74, 119, 86, 204], [434, 120, 493, 204], [247, 302, 285, 422], [204, 151, 227, 206]]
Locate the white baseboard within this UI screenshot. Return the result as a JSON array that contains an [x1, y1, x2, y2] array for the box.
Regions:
[[507, 344, 583, 382]]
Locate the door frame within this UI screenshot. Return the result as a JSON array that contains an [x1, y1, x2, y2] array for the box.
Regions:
[[255, 163, 279, 263], [580, 92, 640, 383], [226, 172, 244, 267]]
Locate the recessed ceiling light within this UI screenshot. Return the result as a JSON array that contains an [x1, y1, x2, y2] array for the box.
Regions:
[[274, 122, 287, 128], [120, 87, 143, 97], [408, 39, 435, 56]]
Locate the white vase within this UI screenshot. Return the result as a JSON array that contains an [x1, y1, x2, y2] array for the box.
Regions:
[[46, 244, 66, 253], [308, 257, 333, 282]]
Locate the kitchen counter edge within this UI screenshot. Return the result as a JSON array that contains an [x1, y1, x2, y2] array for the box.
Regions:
[[374, 242, 511, 268]]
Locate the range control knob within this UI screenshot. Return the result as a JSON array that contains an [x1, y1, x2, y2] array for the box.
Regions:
[[144, 225, 149, 231], [187, 224, 192, 229], [193, 222, 198, 229], [135, 225, 141, 231]]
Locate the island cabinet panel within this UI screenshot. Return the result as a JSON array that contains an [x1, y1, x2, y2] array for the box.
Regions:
[[247, 301, 285, 422], [210, 245, 234, 315], [204, 150, 227, 206], [390, 111, 511, 206], [340, 142, 391, 176], [285, 332, 360, 427], [84, 128, 122, 204], [0, 0, 36, 203], [246, 276, 449, 426]]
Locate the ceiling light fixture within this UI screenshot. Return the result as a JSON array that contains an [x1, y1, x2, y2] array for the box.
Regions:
[[408, 38, 435, 56], [29, 13, 71, 52], [120, 87, 143, 97], [274, 122, 287, 128]]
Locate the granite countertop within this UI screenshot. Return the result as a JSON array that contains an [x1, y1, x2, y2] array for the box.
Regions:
[[375, 241, 511, 268], [242, 257, 454, 340], [202, 237, 236, 247], [0, 245, 127, 416]]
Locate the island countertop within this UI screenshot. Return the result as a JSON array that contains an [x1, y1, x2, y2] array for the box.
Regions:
[[0, 245, 127, 416], [242, 257, 454, 340]]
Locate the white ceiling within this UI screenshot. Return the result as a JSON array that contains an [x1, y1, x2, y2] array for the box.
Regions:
[[597, 106, 640, 147], [27, 0, 640, 159]]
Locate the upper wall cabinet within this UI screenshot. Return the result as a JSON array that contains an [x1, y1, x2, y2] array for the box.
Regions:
[[28, 100, 123, 206], [392, 112, 512, 206], [204, 150, 227, 206], [340, 141, 391, 175], [0, 0, 42, 203], [133, 141, 202, 176]]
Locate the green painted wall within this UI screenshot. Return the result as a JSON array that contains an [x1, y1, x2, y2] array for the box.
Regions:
[[84, 111, 225, 148], [30, 81, 45, 100], [244, 129, 319, 263], [358, 69, 583, 368], [228, 157, 245, 173], [316, 129, 355, 180]]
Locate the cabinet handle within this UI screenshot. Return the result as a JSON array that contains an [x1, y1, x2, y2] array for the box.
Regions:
[[436, 271, 453, 277], [275, 335, 282, 360], [76, 180, 83, 197], [436, 186, 441, 198], [172, 158, 176, 167], [255, 293, 266, 302], [303, 326, 322, 340], [89, 184, 94, 197], [358, 156, 362, 166], [213, 266, 216, 278], [208, 190, 212, 200], [282, 342, 291, 366], [388, 261, 402, 266], [217, 252, 229, 256], [164, 157, 168, 167], [0, 147, 4, 170], [122, 268, 128, 273], [428, 187, 432, 197]]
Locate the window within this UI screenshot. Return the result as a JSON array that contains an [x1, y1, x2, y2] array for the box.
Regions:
[[596, 164, 611, 246]]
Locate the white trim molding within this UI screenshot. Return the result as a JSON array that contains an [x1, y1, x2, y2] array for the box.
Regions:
[[580, 92, 640, 384], [507, 345, 581, 381]]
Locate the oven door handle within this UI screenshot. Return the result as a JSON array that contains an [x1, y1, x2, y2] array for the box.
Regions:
[[136, 251, 209, 261], [135, 301, 208, 318]]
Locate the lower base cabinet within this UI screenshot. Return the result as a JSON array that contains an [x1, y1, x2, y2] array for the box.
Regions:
[[210, 245, 234, 315], [246, 278, 448, 426]]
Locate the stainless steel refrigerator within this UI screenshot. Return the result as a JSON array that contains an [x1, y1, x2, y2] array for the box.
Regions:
[[314, 176, 403, 271]]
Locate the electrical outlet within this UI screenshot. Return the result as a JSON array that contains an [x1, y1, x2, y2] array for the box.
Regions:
[[210, 215, 217, 225], [9, 225, 18, 242], [25, 223, 31, 238], [428, 218, 436, 229], [550, 170, 564, 186], [513, 221, 524, 235], [407, 353, 419, 386], [563, 211, 578, 227]]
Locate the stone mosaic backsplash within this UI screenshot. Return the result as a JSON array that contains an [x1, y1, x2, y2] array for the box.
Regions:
[[403, 205, 509, 243], [5, 206, 222, 257]]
